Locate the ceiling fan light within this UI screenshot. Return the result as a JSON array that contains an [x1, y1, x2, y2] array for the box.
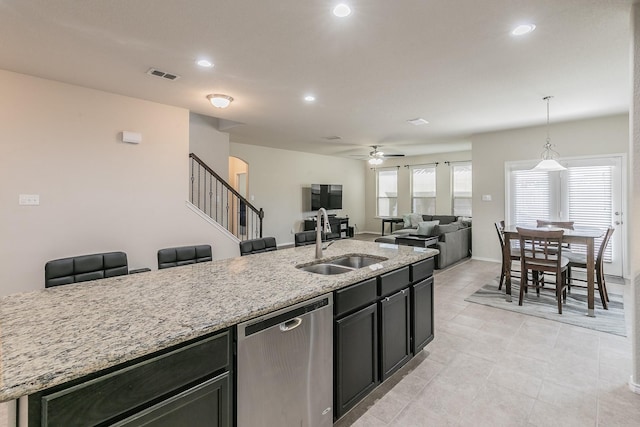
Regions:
[[207, 94, 234, 108], [368, 157, 383, 165]]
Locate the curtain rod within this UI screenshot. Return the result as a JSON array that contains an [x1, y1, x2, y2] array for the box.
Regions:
[[403, 162, 439, 168], [444, 160, 471, 165]]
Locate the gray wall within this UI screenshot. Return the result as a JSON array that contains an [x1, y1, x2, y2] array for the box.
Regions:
[[230, 142, 366, 246], [0, 70, 238, 296]]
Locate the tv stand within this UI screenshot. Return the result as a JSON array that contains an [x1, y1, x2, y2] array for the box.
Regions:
[[304, 216, 349, 240]]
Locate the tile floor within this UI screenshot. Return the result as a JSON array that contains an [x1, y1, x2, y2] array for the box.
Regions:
[[334, 257, 640, 426]]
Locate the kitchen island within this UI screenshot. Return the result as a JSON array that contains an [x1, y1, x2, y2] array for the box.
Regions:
[[0, 239, 437, 425]]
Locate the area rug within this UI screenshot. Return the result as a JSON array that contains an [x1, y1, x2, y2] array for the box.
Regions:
[[465, 277, 626, 336]]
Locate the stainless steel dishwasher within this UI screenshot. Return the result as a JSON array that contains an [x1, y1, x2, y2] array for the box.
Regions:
[[237, 293, 333, 427]]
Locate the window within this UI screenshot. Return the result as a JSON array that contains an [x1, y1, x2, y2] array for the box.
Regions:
[[506, 156, 623, 273], [376, 168, 398, 217], [452, 162, 472, 216], [410, 165, 436, 214]]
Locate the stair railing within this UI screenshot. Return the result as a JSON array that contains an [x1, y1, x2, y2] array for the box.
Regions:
[[189, 153, 263, 240]]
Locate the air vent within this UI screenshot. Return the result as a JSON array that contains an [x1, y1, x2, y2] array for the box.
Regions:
[[323, 136, 342, 141], [146, 68, 181, 81]]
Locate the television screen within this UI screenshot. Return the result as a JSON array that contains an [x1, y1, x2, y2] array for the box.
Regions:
[[311, 184, 342, 210]]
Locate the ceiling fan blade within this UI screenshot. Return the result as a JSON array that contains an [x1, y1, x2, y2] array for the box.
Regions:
[[382, 153, 405, 157]]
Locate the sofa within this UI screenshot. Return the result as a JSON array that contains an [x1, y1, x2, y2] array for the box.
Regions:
[[376, 214, 472, 269]]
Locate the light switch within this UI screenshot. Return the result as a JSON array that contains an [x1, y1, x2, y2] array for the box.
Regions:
[[482, 194, 492, 202], [19, 194, 40, 205]]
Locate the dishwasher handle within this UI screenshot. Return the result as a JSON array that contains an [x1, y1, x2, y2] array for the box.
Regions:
[[279, 317, 302, 332]]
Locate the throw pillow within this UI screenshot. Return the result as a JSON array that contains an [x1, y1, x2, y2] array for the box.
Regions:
[[416, 220, 440, 236], [432, 223, 459, 236], [409, 213, 423, 228], [402, 214, 412, 228]]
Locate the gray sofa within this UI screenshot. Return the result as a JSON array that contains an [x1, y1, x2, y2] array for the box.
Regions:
[[376, 215, 472, 269]]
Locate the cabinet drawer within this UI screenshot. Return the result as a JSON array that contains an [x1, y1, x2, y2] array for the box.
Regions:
[[335, 278, 377, 317], [378, 266, 410, 297], [410, 258, 434, 283], [113, 372, 230, 427], [40, 331, 230, 427]]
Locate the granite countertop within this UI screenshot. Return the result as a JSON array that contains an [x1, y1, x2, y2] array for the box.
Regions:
[[0, 240, 437, 401]]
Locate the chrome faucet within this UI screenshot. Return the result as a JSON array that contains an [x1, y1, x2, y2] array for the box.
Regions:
[[316, 207, 332, 259]]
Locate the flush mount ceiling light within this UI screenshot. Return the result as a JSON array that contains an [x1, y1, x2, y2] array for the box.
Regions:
[[207, 94, 234, 108], [304, 95, 316, 102], [333, 3, 352, 17], [512, 24, 536, 36], [196, 59, 214, 68], [532, 96, 566, 171]]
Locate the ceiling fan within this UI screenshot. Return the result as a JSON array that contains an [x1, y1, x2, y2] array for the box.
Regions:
[[364, 145, 405, 165]]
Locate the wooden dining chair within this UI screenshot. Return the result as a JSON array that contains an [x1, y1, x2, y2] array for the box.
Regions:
[[494, 221, 520, 290], [517, 227, 569, 314], [565, 227, 614, 310]]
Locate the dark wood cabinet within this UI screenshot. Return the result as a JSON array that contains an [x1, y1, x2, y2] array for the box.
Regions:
[[379, 288, 411, 381], [333, 258, 436, 422], [334, 302, 378, 419], [29, 330, 232, 427], [411, 276, 434, 354], [114, 372, 230, 427]]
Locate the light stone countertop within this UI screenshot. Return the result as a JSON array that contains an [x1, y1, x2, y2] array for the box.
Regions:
[[0, 240, 437, 402]]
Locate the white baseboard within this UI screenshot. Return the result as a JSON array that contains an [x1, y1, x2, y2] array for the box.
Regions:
[[630, 376, 640, 394], [471, 256, 501, 264]]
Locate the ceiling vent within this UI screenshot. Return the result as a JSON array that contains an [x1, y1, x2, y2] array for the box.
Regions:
[[146, 68, 181, 81], [323, 136, 342, 141]]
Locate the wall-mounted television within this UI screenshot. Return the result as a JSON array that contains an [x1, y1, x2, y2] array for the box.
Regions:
[[311, 184, 343, 210]]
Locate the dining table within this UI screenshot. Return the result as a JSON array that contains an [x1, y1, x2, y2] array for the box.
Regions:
[[502, 224, 605, 317]]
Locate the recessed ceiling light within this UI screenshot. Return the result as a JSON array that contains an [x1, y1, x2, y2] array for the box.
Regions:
[[511, 24, 536, 36], [196, 59, 214, 68], [304, 95, 316, 102], [333, 4, 351, 18], [407, 118, 429, 126]]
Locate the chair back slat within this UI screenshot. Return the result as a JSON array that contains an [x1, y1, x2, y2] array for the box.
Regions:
[[494, 221, 505, 249], [517, 227, 565, 273]]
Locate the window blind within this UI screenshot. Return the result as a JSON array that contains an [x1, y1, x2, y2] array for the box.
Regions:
[[452, 163, 472, 216], [377, 168, 398, 217], [567, 165, 613, 261], [511, 170, 550, 225], [411, 165, 436, 214]]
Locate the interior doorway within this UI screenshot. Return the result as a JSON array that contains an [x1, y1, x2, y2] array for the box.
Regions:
[[229, 157, 249, 238]]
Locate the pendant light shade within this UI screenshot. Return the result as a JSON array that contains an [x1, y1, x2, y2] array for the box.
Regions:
[[532, 96, 566, 171]]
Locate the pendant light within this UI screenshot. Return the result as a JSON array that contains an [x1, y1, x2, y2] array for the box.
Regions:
[[532, 96, 566, 171]]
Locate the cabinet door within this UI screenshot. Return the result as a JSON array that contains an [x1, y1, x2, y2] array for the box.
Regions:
[[379, 288, 411, 381], [411, 277, 434, 354], [114, 372, 230, 427], [335, 303, 378, 419]]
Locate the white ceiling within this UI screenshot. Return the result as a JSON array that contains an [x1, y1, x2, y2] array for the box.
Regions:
[[0, 0, 633, 158]]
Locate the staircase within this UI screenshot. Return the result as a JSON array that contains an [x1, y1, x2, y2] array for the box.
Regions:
[[189, 153, 263, 241]]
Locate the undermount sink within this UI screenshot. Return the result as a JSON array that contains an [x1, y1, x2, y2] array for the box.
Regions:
[[296, 254, 388, 275], [297, 264, 355, 275], [330, 255, 385, 269]]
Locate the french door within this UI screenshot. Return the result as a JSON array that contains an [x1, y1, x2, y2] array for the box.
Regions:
[[506, 155, 625, 277]]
